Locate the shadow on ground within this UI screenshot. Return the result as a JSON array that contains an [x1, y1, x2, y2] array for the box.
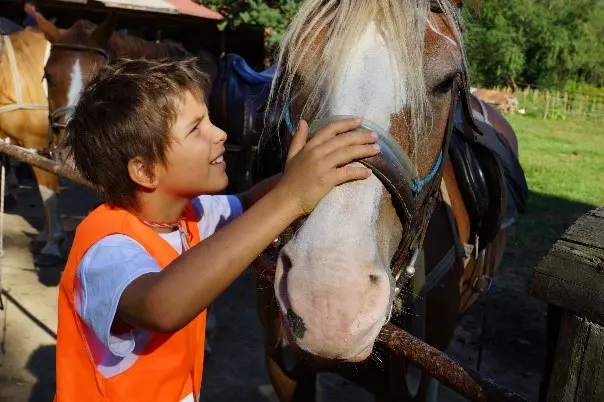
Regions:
[[4, 181, 598, 401]]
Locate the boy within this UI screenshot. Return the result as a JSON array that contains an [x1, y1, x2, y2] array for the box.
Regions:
[[55, 57, 379, 402]]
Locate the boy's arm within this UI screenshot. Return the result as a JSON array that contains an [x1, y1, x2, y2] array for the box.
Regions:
[[119, 185, 300, 333], [236, 174, 282, 211], [117, 119, 379, 333]]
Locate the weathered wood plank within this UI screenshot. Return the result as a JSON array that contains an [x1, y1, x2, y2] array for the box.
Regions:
[[527, 208, 604, 322], [527, 241, 604, 326], [547, 312, 604, 401], [561, 211, 604, 250], [576, 318, 604, 401], [588, 207, 604, 219]]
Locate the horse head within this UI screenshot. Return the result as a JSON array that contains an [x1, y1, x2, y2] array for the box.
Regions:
[[268, 0, 470, 362], [26, 8, 116, 162]]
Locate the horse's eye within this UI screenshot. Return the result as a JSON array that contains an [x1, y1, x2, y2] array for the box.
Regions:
[[432, 72, 461, 96], [433, 77, 454, 95]]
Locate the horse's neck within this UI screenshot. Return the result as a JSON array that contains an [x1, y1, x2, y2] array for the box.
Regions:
[[107, 33, 189, 59]]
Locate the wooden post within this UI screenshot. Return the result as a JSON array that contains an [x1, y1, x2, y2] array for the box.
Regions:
[[527, 207, 604, 401], [523, 86, 530, 112], [543, 90, 550, 120], [563, 92, 568, 114]]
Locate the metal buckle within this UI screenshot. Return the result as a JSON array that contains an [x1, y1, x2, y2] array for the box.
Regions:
[[394, 247, 419, 298]]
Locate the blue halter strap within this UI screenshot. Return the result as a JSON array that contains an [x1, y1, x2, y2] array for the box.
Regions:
[[284, 104, 443, 195]]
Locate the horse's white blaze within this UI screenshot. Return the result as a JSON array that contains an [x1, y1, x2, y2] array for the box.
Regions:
[[67, 58, 83, 110], [329, 21, 407, 129], [276, 22, 398, 357], [305, 20, 402, 270], [42, 40, 51, 98], [427, 17, 458, 48]]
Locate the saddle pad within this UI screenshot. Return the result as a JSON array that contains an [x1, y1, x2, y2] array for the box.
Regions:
[[0, 18, 23, 35], [230, 54, 276, 85], [449, 114, 528, 249]]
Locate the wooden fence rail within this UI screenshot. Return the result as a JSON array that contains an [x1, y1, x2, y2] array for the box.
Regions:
[[482, 86, 604, 121]]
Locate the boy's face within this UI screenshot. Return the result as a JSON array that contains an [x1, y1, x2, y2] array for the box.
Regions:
[[158, 91, 228, 198]]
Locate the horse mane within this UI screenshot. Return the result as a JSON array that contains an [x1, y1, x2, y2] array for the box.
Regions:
[[267, 0, 466, 153], [60, 19, 191, 59], [108, 33, 190, 60]]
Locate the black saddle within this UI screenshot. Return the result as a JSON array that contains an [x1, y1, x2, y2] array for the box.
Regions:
[[209, 54, 283, 191], [0, 17, 23, 35], [449, 101, 528, 249]]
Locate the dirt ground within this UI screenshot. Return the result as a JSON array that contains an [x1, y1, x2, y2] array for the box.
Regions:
[[0, 176, 548, 402]]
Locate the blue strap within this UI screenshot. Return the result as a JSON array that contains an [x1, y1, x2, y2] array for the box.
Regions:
[[411, 151, 443, 194], [285, 102, 296, 135], [283, 102, 443, 195]]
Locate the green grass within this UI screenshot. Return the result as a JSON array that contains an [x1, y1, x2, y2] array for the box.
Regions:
[[501, 115, 604, 272], [510, 115, 604, 206]]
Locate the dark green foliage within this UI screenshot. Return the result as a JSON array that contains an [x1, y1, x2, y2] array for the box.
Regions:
[[199, 0, 603, 89], [463, 0, 604, 89]]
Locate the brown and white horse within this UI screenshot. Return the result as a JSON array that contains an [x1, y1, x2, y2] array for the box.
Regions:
[[253, 0, 522, 400], [0, 25, 67, 265]]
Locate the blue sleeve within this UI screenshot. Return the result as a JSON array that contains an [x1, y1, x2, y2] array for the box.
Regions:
[[76, 234, 161, 357], [192, 194, 243, 239]]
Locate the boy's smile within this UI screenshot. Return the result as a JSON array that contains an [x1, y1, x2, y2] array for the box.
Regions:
[[158, 91, 229, 197]]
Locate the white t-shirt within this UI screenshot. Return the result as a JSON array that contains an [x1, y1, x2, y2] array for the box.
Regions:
[[73, 194, 243, 395]]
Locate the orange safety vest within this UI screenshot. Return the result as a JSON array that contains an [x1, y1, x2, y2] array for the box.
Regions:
[[54, 204, 206, 401]]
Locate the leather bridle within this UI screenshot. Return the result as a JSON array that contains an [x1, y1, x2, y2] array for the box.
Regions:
[[44, 42, 109, 160]]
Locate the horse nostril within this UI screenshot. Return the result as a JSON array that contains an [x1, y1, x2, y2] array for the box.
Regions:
[[286, 308, 306, 339], [279, 251, 292, 273], [369, 274, 380, 285]]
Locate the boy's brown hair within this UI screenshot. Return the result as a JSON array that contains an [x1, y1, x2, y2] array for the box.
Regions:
[[65, 57, 211, 210]]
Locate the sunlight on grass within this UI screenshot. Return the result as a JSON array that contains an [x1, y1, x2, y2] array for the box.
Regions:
[[500, 115, 603, 272], [507, 115, 604, 207]]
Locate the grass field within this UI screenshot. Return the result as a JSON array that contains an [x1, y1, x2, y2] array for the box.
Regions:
[[502, 114, 604, 274]]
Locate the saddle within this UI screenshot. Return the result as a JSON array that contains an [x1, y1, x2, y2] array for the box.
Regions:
[[449, 100, 528, 250], [0, 18, 23, 35], [209, 54, 282, 191]]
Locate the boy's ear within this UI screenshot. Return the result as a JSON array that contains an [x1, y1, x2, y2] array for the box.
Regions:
[[128, 157, 159, 190]]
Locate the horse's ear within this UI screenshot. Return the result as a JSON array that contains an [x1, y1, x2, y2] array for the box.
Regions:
[[25, 3, 60, 42], [89, 12, 117, 47], [454, 0, 481, 7]]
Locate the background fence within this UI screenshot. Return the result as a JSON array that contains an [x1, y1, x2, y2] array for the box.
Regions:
[[482, 85, 604, 121]]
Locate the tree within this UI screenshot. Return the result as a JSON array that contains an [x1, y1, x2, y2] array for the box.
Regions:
[[463, 0, 604, 89], [200, 0, 301, 55]]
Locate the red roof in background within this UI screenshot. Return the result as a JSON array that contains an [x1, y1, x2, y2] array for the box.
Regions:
[[165, 0, 223, 20]]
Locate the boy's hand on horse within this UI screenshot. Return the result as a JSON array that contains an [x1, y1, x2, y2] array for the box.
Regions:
[[278, 118, 379, 216], [116, 119, 379, 334]]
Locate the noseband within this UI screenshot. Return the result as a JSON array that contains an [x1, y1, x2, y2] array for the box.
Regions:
[[278, 75, 477, 298], [44, 43, 109, 160]]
